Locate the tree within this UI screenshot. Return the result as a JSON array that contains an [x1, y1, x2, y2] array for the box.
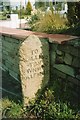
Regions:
[[75, 2, 80, 25], [67, 2, 80, 26], [49, 2, 54, 14], [35, 0, 46, 11], [26, 0, 32, 15]]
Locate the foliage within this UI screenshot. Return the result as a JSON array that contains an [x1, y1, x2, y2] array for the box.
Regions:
[[29, 12, 68, 33], [20, 7, 26, 16], [26, 89, 77, 119], [55, 2, 62, 11], [1, 98, 12, 111], [1, 64, 80, 118], [12, 0, 33, 16], [35, 0, 46, 11], [1, 98, 24, 118], [12, 7, 26, 19], [1, 90, 79, 119], [49, 2, 54, 14], [59, 25, 80, 36], [28, 9, 43, 24], [6, 102, 24, 118], [18, 7, 26, 19], [67, 2, 80, 26], [26, 0, 33, 15], [2, 10, 10, 17], [0, 14, 6, 20]]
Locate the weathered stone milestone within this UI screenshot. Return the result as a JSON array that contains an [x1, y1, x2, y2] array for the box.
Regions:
[[19, 35, 49, 105]]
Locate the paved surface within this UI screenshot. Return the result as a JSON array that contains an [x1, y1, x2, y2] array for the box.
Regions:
[[0, 19, 27, 28]]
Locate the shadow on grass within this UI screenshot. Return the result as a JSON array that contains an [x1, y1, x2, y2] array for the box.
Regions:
[[2, 69, 23, 103]]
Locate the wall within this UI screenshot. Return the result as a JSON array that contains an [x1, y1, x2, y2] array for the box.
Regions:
[[2, 35, 21, 80], [1, 28, 50, 105], [50, 38, 80, 105], [0, 27, 80, 105]]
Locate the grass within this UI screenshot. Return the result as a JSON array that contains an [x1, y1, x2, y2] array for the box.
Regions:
[[0, 15, 6, 20], [0, 98, 24, 118], [1, 69, 80, 119], [29, 12, 68, 34]]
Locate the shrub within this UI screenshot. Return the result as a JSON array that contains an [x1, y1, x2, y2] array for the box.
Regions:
[[6, 102, 24, 118], [1, 90, 79, 119], [29, 9, 43, 24], [35, 0, 46, 11], [1, 98, 24, 118], [67, 2, 80, 26], [26, 89, 77, 119], [26, 0, 33, 15], [2, 10, 9, 16], [30, 12, 68, 33]]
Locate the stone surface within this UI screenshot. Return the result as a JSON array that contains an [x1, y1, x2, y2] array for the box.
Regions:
[[9, 69, 18, 79], [50, 51, 56, 65], [52, 68, 66, 79], [58, 44, 79, 57], [64, 53, 72, 65], [67, 76, 80, 86], [5, 36, 21, 44], [56, 50, 63, 56], [66, 38, 80, 47], [0, 27, 77, 43], [5, 60, 12, 70], [76, 75, 80, 80], [53, 64, 75, 77], [2, 36, 20, 76], [50, 43, 58, 65], [19, 35, 49, 105], [56, 56, 64, 64], [72, 58, 80, 68], [2, 64, 8, 71], [50, 43, 58, 51]]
